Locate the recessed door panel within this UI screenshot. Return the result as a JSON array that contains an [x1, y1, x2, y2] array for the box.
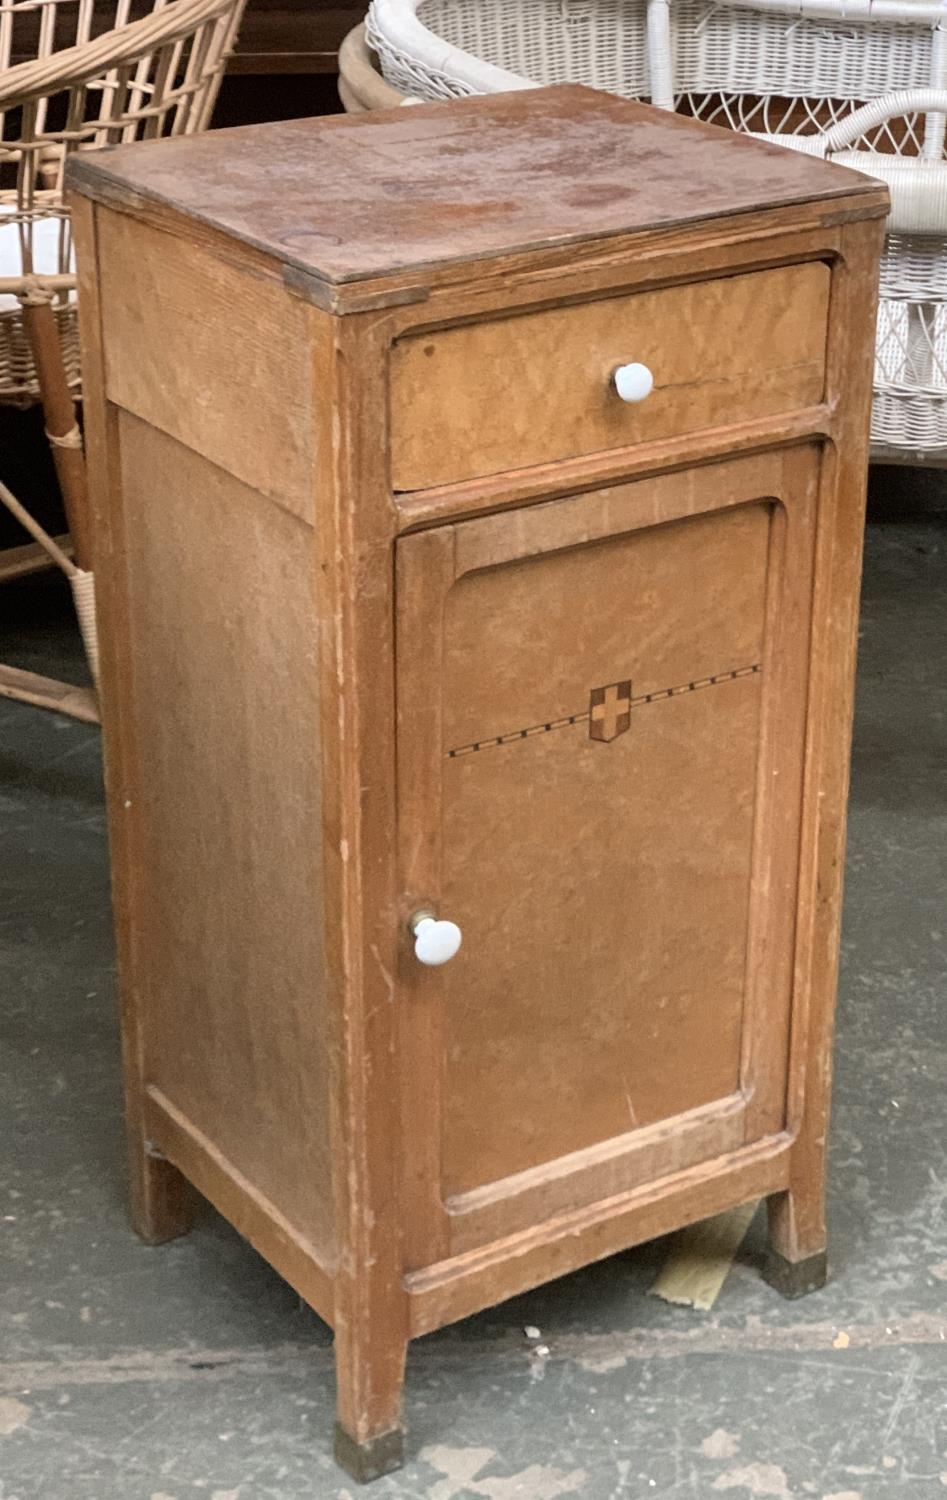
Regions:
[[440, 504, 766, 1193], [397, 449, 819, 1261]]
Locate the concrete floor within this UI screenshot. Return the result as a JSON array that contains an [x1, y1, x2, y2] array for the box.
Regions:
[[0, 518, 945, 1499]]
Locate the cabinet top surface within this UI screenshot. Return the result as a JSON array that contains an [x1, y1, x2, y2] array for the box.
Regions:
[[68, 85, 883, 287]]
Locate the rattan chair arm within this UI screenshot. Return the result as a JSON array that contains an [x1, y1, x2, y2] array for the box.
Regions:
[[0, 274, 78, 297], [824, 89, 947, 151], [0, 0, 238, 113], [338, 23, 410, 111], [368, 0, 534, 95], [761, 93, 947, 233]]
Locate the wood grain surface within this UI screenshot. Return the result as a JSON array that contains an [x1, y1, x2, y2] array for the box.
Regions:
[[117, 414, 335, 1264], [391, 261, 829, 488], [67, 85, 878, 287], [97, 212, 314, 523], [396, 447, 820, 1260], [438, 504, 766, 1190]]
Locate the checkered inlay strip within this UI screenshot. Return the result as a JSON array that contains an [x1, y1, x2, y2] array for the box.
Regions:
[[446, 664, 762, 759]]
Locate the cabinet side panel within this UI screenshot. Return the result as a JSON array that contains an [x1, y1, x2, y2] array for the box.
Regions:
[[117, 412, 334, 1262], [97, 213, 313, 524]]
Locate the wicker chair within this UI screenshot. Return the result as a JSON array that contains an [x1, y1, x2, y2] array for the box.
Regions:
[[366, 0, 947, 468], [0, 0, 246, 721]]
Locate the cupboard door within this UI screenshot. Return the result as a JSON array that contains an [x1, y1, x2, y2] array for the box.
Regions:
[[397, 447, 820, 1265]]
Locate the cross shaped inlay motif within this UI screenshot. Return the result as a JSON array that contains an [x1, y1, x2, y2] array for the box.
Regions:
[[589, 680, 632, 743]]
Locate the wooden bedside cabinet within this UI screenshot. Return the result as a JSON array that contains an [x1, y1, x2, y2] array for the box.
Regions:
[[67, 87, 887, 1480]]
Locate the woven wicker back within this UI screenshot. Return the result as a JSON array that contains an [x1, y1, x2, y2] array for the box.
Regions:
[[367, 0, 653, 101], [0, 0, 245, 402], [662, 0, 947, 157], [369, 0, 947, 154]]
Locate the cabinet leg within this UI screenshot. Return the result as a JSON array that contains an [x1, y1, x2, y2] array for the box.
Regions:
[[333, 1332, 407, 1482], [762, 1188, 828, 1300], [127, 1132, 194, 1246]]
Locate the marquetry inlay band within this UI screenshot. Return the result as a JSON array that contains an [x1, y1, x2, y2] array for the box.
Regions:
[[446, 664, 761, 759]]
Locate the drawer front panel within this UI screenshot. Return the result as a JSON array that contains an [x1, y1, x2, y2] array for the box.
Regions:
[[397, 447, 820, 1262], [390, 262, 829, 490]]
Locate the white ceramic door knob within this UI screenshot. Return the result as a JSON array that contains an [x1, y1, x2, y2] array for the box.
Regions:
[[410, 911, 463, 967], [613, 362, 654, 403]]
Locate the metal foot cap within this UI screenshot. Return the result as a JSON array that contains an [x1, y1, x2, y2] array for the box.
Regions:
[[333, 1423, 405, 1483], [763, 1248, 828, 1300]]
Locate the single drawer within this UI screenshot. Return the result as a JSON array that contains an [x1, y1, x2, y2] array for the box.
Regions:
[[390, 261, 830, 491]]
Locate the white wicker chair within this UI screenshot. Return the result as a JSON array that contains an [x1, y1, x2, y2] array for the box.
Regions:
[[367, 0, 947, 465], [0, 0, 246, 721]]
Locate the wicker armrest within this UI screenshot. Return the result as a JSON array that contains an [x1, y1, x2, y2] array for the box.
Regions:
[[338, 23, 412, 111], [763, 91, 947, 234]]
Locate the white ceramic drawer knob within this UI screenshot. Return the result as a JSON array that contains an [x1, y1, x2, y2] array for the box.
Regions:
[[410, 910, 462, 967], [613, 362, 654, 403]]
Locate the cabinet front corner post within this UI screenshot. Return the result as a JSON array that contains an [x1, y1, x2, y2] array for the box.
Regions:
[[767, 217, 884, 1298], [313, 312, 409, 1470]]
